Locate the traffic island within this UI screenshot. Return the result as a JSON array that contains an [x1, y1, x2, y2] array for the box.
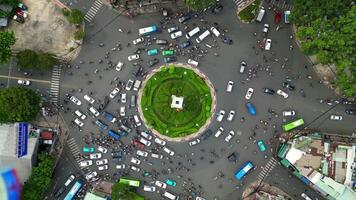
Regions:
[[237, 0, 262, 23], [138, 64, 216, 142]]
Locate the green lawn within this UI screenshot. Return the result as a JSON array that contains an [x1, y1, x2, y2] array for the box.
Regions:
[[141, 66, 212, 137], [238, 0, 261, 22]]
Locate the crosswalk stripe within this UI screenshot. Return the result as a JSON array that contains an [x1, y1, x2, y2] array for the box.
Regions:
[[85, 0, 103, 22]]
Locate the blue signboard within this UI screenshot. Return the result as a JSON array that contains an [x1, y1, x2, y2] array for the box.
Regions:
[[17, 122, 28, 158]]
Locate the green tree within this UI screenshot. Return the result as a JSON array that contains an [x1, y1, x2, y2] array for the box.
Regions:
[[74, 30, 85, 40], [0, 31, 16, 64], [37, 52, 56, 70], [184, 0, 217, 11], [0, 87, 40, 123], [68, 9, 84, 24], [16, 49, 38, 69], [111, 182, 133, 200]]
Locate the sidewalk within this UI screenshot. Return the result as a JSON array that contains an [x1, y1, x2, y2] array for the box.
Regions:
[[242, 181, 293, 200]]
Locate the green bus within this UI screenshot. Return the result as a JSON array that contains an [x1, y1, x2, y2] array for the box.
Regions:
[[282, 118, 304, 132], [119, 178, 140, 187]]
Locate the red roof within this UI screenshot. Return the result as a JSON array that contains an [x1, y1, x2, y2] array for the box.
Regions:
[[40, 131, 53, 140]]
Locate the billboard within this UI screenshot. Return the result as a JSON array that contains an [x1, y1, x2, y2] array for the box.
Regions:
[[17, 122, 28, 158]]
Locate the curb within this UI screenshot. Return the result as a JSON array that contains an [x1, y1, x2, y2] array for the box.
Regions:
[[137, 63, 217, 142]]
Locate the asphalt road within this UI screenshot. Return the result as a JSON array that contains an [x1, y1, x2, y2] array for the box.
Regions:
[[4, 0, 356, 199]]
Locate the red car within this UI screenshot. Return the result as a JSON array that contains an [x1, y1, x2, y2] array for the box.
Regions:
[[132, 140, 145, 149], [274, 11, 281, 23], [15, 8, 28, 18]]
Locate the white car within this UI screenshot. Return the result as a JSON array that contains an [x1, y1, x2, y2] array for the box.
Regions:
[[225, 130, 235, 142], [154, 137, 166, 146], [133, 37, 144, 45], [143, 185, 156, 192], [130, 165, 141, 172], [171, 31, 183, 39], [70, 96, 82, 105], [277, 89, 289, 98], [282, 110, 296, 117], [121, 93, 127, 103], [140, 131, 152, 140], [98, 165, 109, 171], [79, 160, 93, 167], [74, 110, 86, 120], [74, 118, 84, 127], [131, 157, 141, 165], [17, 79, 30, 85], [136, 150, 149, 157], [120, 106, 126, 116], [139, 137, 151, 146], [189, 138, 201, 146], [89, 153, 102, 159], [263, 24, 269, 33], [96, 159, 108, 165], [128, 54, 140, 61], [330, 115, 343, 121], [167, 27, 179, 33], [89, 107, 100, 117], [84, 94, 95, 104], [125, 79, 134, 91], [240, 61, 246, 73], [216, 110, 225, 122], [215, 127, 224, 138], [151, 153, 163, 159], [155, 180, 167, 188], [210, 27, 220, 37], [226, 81, 234, 92], [265, 39, 272, 50], [85, 171, 97, 180], [109, 88, 120, 99], [163, 146, 175, 156], [64, 175, 75, 186], [116, 61, 124, 71], [245, 88, 254, 100], [98, 146, 108, 153], [187, 59, 199, 67], [116, 164, 126, 169], [227, 110, 235, 121]]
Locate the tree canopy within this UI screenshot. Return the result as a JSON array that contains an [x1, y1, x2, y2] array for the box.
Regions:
[[291, 0, 356, 97], [21, 153, 54, 200], [111, 182, 144, 200], [0, 31, 16, 64], [184, 0, 217, 11], [0, 87, 40, 123], [68, 9, 84, 24], [16, 49, 57, 70]]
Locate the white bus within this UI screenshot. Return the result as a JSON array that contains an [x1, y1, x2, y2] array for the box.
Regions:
[[138, 25, 158, 36], [185, 27, 200, 39], [196, 30, 210, 43]]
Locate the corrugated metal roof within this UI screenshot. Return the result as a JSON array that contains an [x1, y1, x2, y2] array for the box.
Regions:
[[83, 192, 106, 200]]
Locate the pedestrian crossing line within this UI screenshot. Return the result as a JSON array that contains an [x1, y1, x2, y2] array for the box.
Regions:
[[84, 0, 103, 22], [49, 65, 61, 105]]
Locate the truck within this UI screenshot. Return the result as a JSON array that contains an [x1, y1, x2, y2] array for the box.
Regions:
[[102, 111, 117, 123], [256, 7, 265, 22], [108, 130, 121, 141]]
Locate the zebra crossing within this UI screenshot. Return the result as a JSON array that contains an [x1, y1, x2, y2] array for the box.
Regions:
[[234, 0, 247, 8], [67, 138, 92, 174], [49, 65, 61, 105], [84, 0, 103, 23], [257, 157, 279, 182], [269, 0, 293, 10]]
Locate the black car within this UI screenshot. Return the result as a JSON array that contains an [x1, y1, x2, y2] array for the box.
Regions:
[[180, 41, 192, 49], [201, 129, 213, 140], [263, 88, 275, 95], [147, 58, 159, 67], [211, 4, 223, 14], [178, 14, 191, 23], [54, 186, 66, 198], [227, 152, 238, 163], [345, 109, 356, 115], [156, 39, 168, 45], [112, 150, 124, 161], [282, 81, 295, 91], [132, 66, 144, 77], [164, 56, 177, 63], [221, 35, 233, 45]]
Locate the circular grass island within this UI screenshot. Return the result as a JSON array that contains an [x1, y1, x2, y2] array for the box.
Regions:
[[140, 65, 214, 139]]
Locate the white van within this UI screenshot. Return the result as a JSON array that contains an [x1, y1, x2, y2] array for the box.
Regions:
[[134, 115, 142, 126], [196, 30, 210, 43], [210, 27, 220, 37], [163, 191, 179, 200], [133, 80, 141, 91], [185, 27, 200, 39]]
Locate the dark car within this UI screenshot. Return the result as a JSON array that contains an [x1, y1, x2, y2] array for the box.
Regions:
[[221, 35, 233, 45], [148, 58, 159, 67], [263, 88, 275, 95], [227, 152, 238, 163], [156, 39, 168, 45], [98, 96, 110, 111], [282, 81, 295, 91], [211, 4, 223, 14], [111, 150, 124, 161], [201, 129, 213, 140], [54, 186, 66, 198], [95, 120, 108, 130], [180, 41, 192, 49], [345, 109, 356, 115], [133, 66, 144, 77], [164, 56, 177, 63], [178, 14, 191, 23]]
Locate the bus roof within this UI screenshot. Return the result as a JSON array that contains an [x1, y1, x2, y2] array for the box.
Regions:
[[282, 118, 304, 132], [119, 178, 140, 187], [235, 161, 254, 180]]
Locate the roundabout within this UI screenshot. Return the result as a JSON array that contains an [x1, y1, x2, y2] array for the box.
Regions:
[[138, 64, 216, 140]]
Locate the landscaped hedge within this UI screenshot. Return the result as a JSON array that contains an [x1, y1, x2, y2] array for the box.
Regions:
[[141, 66, 212, 137]]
